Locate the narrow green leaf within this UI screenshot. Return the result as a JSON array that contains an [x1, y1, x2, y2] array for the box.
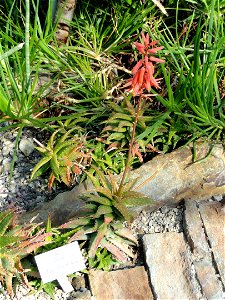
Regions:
[[85, 194, 112, 206], [94, 205, 113, 218], [31, 156, 51, 180]]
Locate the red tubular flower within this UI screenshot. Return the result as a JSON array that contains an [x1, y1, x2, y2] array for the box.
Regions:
[[126, 32, 164, 96]]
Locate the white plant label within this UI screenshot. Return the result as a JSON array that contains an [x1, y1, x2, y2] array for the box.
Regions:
[[35, 241, 86, 293]]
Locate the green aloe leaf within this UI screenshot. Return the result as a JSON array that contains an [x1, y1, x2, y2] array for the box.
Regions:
[[0, 211, 13, 235], [122, 192, 154, 207], [60, 218, 91, 229], [50, 154, 61, 179], [94, 205, 113, 218], [114, 228, 138, 244], [113, 202, 132, 222], [95, 187, 113, 199], [106, 132, 125, 143], [108, 113, 133, 122], [31, 155, 51, 180], [0, 236, 22, 248], [90, 165, 111, 189], [85, 194, 112, 206]]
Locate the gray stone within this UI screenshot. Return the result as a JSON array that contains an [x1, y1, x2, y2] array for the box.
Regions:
[[19, 138, 34, 156], [18, 142, 225, 226], [128, 142, 225, 208], [198, 201, 225, 286], [17, 183, 88, 226], [184, 200, 225, 299], [143, 232, 197, 299], [2, 157, 12, 173]]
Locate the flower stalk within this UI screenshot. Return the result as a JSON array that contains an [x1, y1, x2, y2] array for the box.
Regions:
[[118, 32, 164, 196]]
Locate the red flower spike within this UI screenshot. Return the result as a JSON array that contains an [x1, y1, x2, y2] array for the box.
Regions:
[[149, 56, 165, 63], [149, 40, 158, 46], [124, 32, 164, 96], [148, 46, 164, 54], [133, 42, 145, 54], [144, 73, 151, 92], [132, 59, 143, 74], [138, 67, 146, 87]]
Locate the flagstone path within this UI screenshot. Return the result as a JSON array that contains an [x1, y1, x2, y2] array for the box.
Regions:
[[89, 199, 225, 300]]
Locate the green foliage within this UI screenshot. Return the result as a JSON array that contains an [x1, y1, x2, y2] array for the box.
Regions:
[[60, 166, 155, 263], [31, 128, 92, 189], [88, 248, 119, 271], [0, 209, 51, 296], [148, 2, 225, 144]]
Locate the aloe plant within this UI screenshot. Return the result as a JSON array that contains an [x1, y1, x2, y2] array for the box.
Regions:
[[60, 166, 154, 263], [0, 209, 51, 296], [31, 128, 92, 189]]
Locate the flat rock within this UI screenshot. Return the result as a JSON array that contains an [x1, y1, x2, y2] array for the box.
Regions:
[[143, 232, 197, 299], [89, 266, 153, 300], [18, 142, 225, 226], [184, 200, 225, 299], [198, 201, 225, 286], [17, 183, 88, 226]]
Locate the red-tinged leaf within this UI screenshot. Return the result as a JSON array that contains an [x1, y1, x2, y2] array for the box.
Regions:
[[147, 46, 164, 54], [106, 233, 135, 258], [22, 241, 49, 255], [60, 218, 91, 229], [149, 56, 165, 63], [106, 142, 120, 152], [133, 42, 145, 54], [66, 166, 71, 185], [88, 223, 108, 257], [115, 228, 138, 244], [146, 143, 161, 153], [48, 172, 55, 191], [132, 59, 143, 74], [131, 143, 143, 162], [104, 213, 114, 224], [72, 164, 81, 175], [102, 240, 127, 263], [61, 157, 73, 167], [69, 226, 97, 243], [5, 273, 13, 296]]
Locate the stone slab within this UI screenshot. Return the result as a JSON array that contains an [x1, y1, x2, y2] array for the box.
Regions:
[[198, 201, 225, 286], [18, 143, 225, 226], [143, 232, 195, 299], [89, 266, 153, 300], [184, 200, 225, 299]]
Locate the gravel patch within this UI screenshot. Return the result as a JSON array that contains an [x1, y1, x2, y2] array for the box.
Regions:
[[0, 126, 66, 212], [0, 283, 91, 300], [131, 203, 184, 234]]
